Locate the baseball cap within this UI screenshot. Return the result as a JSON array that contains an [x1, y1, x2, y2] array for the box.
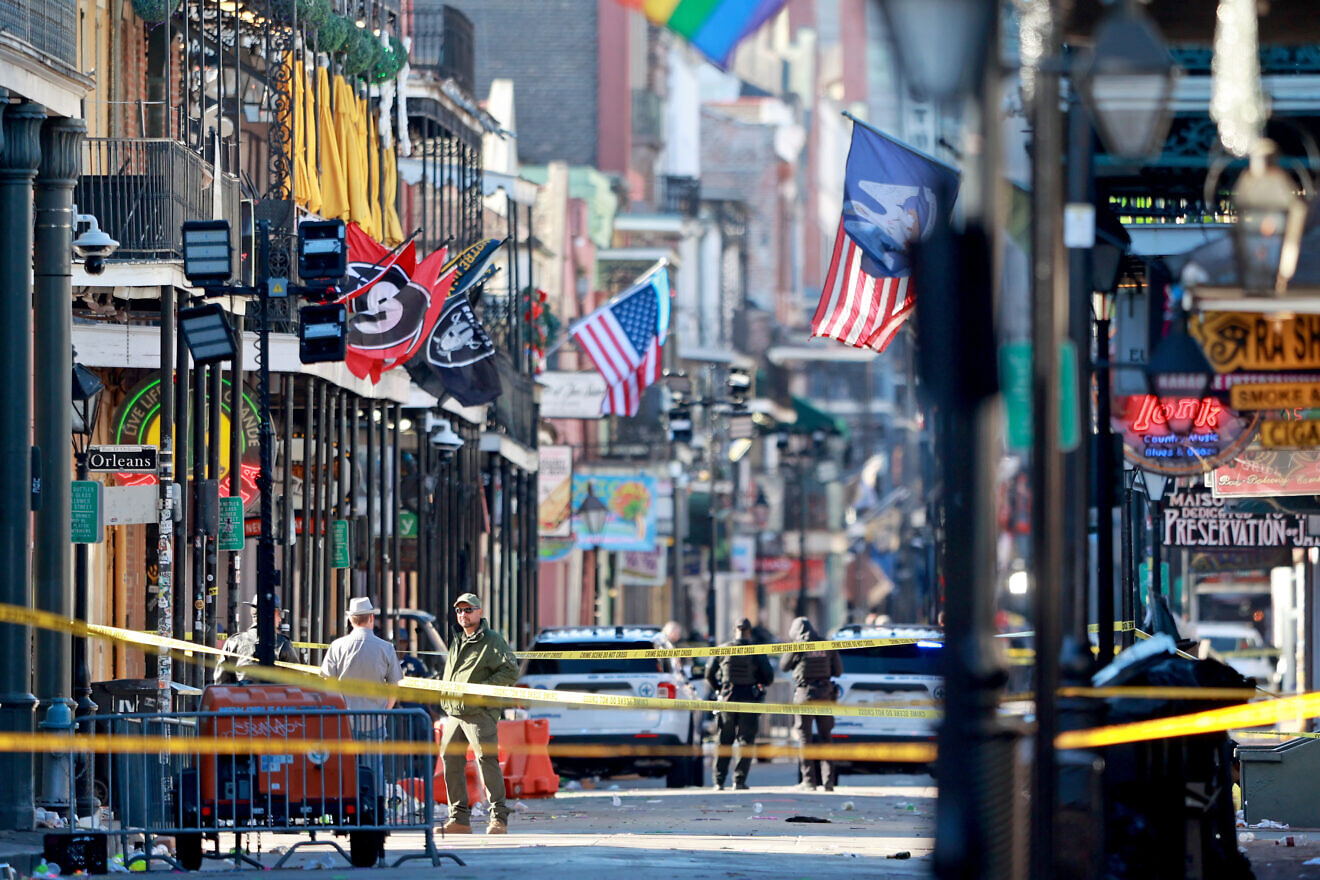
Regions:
[[453, 593, 482, 610], [735, 617, 752, 631]]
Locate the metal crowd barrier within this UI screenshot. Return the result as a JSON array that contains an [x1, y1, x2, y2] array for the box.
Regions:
[[88, 706, 460, 871]]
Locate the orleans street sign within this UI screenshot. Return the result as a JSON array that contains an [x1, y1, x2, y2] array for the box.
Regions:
[[85, 445, 158, 473]]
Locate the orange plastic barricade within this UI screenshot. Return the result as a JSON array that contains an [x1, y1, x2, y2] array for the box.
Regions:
[[499, 719, 558, 798], [433, 719, 560, 803]]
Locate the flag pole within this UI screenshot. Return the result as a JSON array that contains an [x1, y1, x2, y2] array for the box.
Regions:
[[841, 110, 962, 177]]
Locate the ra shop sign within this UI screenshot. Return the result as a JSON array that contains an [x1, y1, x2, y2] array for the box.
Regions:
[[1193, 312, 1320, 373], [1161, 487, 1320, 549], [1112, 394, 1260, 476]]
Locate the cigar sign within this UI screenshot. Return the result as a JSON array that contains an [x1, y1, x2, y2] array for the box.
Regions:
[[1161, 487, 1320, 548], [1111, 394, 1260, 476]]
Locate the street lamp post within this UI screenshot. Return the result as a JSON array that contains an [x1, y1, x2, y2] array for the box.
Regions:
[[70, 361, 103, 816]]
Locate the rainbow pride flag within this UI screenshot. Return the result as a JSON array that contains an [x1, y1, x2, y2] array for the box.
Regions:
[[619, 0, 788, 68]]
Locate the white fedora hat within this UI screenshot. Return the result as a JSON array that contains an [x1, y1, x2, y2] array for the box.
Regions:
[[347, 596, 380, 616]]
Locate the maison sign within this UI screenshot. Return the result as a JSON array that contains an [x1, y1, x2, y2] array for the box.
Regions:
[[1161, 487, 1320, 548]]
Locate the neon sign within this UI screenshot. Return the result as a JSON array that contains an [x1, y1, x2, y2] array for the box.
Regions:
[[1112, 394, 1260, 476], [112, 375, 263, 507]]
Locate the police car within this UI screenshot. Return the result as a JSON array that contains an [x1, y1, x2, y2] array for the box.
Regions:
[[517, 626, 704, 786], [829, 623, 944, 773]]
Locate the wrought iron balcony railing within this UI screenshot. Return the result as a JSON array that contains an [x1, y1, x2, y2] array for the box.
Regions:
[[410, 3, 475, 96], [77, 138, 240, 263], [0, 0, 76, 69]]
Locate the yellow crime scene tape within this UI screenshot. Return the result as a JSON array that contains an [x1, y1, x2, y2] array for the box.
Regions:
[[0, 604, 939, 720], [292, 635, 943, 659], [0, 729, 938, 764], [10, 604, 1314, 753]]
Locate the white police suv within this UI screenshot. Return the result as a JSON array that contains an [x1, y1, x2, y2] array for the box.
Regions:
[[517, 626, 704, 787], [829, 623, 944, 773]]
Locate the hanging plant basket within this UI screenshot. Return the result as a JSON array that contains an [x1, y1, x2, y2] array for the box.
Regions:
[[318, 14, 352, 53], [131, 0, 179, 24], [342, 27, 378, 79], [372, 35, 407, 82], [303, 0, 331, 31]]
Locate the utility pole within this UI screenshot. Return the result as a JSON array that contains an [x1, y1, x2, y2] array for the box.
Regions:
[[255, 221, 279, 665]]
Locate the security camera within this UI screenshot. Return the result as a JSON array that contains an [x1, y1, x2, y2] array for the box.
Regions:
[[423, 413, 464, 457], [72, 206, 118, 275]]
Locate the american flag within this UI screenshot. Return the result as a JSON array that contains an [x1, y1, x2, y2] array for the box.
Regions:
[[810, 216, 914, 353], [570, 269, 668, 416]]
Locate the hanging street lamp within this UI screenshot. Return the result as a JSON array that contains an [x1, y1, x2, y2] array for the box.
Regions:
[[1232, 139, 1309, 294], [1074, 1, 1179, 161]]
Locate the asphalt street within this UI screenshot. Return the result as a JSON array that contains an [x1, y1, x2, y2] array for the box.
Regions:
[[179, 762, 936, 879]]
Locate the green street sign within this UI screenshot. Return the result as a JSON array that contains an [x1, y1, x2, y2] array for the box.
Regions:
[[71, 480, 104, 544], [1000, 340, 1081, 453], [399, 510, 418, 539], [332, 519, 350, 569], [1139, 561, 1174, 606], [218, 497, 245, 552]]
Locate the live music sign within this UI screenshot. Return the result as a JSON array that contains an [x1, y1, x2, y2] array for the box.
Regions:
[[1111, 394, 1259, 476]]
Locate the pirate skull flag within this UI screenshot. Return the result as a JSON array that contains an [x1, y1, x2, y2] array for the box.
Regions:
[[337, 226, 509, 384], [339, 222, 454, 383], [405, 288, 503, 407]]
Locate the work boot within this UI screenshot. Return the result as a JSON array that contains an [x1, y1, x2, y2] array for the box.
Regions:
[[442, 819, 472, 834], [733, 781, 749, 790], [487, 819, 508, 835]]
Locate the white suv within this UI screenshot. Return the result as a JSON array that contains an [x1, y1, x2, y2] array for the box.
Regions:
[[829, 624, 944, 773], [517, 626, 704, 787]]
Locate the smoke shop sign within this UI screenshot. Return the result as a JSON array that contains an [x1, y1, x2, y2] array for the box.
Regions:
[[1112, 394, 1260, 476], [1162, 487, 1320, 548]]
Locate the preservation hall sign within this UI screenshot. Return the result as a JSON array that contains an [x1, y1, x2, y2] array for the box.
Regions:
[[1162, 487, 1320, 548]]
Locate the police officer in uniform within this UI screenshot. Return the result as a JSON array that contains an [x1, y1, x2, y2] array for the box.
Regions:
[[779, 616, 843, 790], [214, 595, 300, 683], [704, 618, 773, 790]]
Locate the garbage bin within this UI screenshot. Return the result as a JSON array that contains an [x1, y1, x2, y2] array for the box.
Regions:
[[1096, 632, 1254, 880]]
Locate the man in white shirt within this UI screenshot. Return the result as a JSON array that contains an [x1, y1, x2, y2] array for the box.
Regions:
[[321, 596, 404, 712]]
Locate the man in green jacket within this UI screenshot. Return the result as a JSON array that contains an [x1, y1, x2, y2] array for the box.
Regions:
[[439, 592, 519, 835]]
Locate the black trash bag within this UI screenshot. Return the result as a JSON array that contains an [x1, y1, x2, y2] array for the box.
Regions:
[[1095, 635, 1255, 880]]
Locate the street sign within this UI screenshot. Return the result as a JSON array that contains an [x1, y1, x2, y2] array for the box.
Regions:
[[71, 480, 104, 544], [1139, 561, 1174, 606], [86, 445, 158, 473], [218, 497, 245, 552], [331, 519, 350, 569], [398, 510, 418, 539], [1000, 341, 1080, 452]]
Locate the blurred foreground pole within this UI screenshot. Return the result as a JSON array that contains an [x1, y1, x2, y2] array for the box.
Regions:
[[1027, 0, 1070, 876], [923, 5, 1017, 872]]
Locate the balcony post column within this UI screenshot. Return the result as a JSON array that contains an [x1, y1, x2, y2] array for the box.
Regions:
[[33, 115, 86, 812], [0, 98, 47, 831]]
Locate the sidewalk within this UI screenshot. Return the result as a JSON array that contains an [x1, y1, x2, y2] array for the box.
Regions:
[[0, 830, 47, 877], [1242, 832, 1320, 879]]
